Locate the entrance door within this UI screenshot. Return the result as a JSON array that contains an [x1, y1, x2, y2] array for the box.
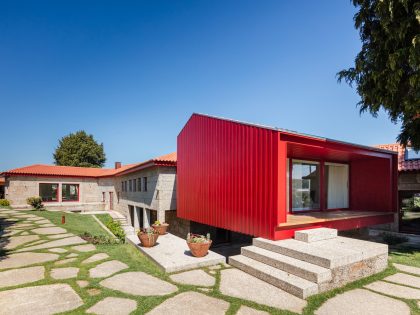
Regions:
[[109, 192, 114, 210], [129, 206, 135, 228]]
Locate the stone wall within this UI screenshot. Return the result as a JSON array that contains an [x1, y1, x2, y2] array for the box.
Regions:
[[398, 171, 420, 191], [114, 166, 177, 226], [5, 175, 106, 211], [165, 210, 190, 238]]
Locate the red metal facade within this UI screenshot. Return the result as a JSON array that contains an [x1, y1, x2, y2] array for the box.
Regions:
[[177, 114, 282, 239], [178, 114, 398, 240]]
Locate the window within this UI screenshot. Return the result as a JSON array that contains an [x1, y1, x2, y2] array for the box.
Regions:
[[406, 147, 420, 160], [124, 181, 127, 192], [129, 180, 132, 192], [62, 184, 79, 202], [133, 179, 137, 192], [324, 163, 349, 209], [39, 183, 58, 202], [102, 192, 106, 202], [143, 177, 148, 192], [117, 192, 120, 203], [138, 178, 142, 191], [121, 182, 124, 192], [291, 161, 320, 211]]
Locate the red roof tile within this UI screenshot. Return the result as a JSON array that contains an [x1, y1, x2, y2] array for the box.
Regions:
[[2, 152, 177, 178], [376, 143, 420, 172]]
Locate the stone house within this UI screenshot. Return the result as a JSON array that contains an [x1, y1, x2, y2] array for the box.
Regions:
[[0, 153, 188, 235]]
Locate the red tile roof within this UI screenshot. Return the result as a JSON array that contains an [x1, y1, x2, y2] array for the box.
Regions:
[[376, 143, 420, 172], [1, 152, 177, 178]]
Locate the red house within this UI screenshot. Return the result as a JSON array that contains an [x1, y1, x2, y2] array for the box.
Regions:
[[177, 114, 398, 240]]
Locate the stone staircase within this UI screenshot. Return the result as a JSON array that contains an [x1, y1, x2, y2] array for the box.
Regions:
[[108, 211, 135, 236], [229, 228, 388, 299]]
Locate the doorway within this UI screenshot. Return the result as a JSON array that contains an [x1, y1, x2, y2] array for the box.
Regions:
[[109, 192, 114, 210], [128, 205, 135, 228], [400, 191, 420, 234]]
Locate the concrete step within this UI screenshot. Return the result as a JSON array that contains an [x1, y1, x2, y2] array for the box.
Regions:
[[241, 245, 332, 283], [229, 254, 319, 299], [253, 237, 360, 269], [294, 228, 337, 243]]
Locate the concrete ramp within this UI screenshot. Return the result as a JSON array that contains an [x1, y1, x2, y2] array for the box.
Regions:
[[229, 228, 388, 299]]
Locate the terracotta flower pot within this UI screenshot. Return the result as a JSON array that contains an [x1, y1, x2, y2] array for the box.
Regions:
[[187, 240, 212, 257], [152, 223, 169, 235], [138, 232, 159, 247]]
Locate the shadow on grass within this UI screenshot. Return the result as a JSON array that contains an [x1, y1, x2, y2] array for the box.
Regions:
[[0, 216, 14, 260]]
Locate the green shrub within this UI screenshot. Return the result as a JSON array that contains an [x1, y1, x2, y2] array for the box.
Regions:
[[0, 199, 10, 207], [79, 232, 118, 245], [26, 196, 44, 210], [105, 219, 125, 243]]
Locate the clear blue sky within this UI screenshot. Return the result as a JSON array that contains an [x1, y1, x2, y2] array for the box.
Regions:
[[0, 1, 401, 170]]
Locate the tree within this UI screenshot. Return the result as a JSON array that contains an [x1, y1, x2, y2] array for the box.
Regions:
[[53, 131, 106, 168], [337, 0, 420, 149]]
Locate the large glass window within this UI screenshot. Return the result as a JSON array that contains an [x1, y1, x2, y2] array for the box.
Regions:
[[292, 161, 320, 211], [39, 183, 58, 202], [324, 163, 349, 209], [62, 184, 79, 202]]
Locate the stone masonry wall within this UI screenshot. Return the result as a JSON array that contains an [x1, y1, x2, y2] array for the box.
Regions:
[[5, 175, 105, 211]]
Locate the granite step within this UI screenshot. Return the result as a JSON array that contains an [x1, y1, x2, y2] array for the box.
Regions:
[[241, 245, 332, 283], [294, 228, 337, 243], [253, 237, 361, 269], [229, 254, 319, 299]]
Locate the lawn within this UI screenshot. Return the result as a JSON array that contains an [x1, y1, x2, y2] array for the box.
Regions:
[[1, 209, 420, 315]]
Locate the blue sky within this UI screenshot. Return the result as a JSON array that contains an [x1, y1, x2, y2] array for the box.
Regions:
[[0, 1, 401, 170]]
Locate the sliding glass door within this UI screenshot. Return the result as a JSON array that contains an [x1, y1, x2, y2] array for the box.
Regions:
[[291, 160, 320, 212], [324, 163, 349, 209], [290, 160, 349, 212]]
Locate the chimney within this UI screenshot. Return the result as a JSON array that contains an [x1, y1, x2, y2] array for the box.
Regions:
[[115, 162, 122, 169]]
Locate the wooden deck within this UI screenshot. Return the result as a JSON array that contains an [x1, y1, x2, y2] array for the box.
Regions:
[[277, 210, 393, 229]]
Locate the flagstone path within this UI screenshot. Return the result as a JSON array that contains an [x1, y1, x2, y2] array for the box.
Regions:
[[1, 209, 420, 315]]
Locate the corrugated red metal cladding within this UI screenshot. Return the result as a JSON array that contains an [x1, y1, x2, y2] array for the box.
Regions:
[[177, 114, 284, 239], [178, 113, 398, 240]]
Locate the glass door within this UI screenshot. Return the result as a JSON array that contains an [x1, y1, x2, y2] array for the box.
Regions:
[[291, 160, 320, 212]]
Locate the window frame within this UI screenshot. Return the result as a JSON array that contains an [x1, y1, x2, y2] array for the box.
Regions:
[[289, 159, 350, 213], [405, 147, 420, 161], [143, 177, 148, 192], [138, 178, 142, 192], [39, 183, 59, 203], [61, 183, 80, 202]]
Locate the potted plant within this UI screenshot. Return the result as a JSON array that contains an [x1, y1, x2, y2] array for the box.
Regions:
[[186, 233, 212, 257], [151, 220, 169, 235], [137, 227, 159, 247]]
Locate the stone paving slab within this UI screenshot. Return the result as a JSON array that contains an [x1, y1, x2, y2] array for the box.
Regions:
[[25, 239, 48, 246], [100, 271, 178, 296], [220, 269, 306, 313], [365, 280, 420, 299], [393, 263, 420, 276], [49, 248, 68, 253], [82, 253, 110, 265], [384, 273, 420, 289], [55, 258, 78, 265], [77, 280, 89, 288], [36, 219, 51, 224], [146, 291, 229, 315], [0, 266, 45, 288], [170, 269, 215, 287], [237, 305, 269, 315], [0, 283, 83, 314], [16, 236, 87, 252], [2, 235, 39, 249], [87, 297, 137, 315], [127, 233, 225, 273], [89, 260, 128, 278], [47, 233, 75, 239], [38, 223, 56, 227], [66, 253, 78, 258], [51, 267, 79, 279], [31, 227, 67, 235], [0, 252, 59, 269], [315, 288, 410, 315], [72, 244, 96, 252]]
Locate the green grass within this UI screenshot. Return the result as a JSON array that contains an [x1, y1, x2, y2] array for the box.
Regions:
[[33, 211, 109, 237], [2, 209, 420, 314]]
